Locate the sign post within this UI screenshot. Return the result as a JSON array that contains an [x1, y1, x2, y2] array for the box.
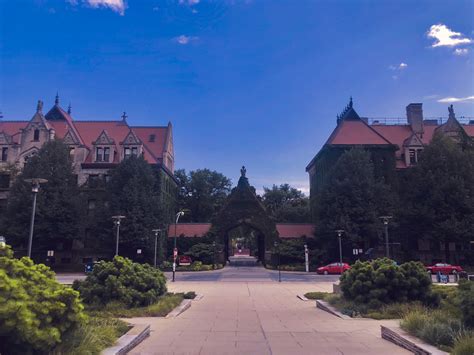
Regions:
[[304, 244, 309, 272]]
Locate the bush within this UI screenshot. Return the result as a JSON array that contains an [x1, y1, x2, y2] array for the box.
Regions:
[[452, 334, 474, 355], [73, 256, 166, 308], [183, 291, 197, 299], [185, 243, 216, 265], [304, 292, 331, 300], [340, 258, 433, 306], [458, 280, 474, 328], [0, 245, 85, 354]]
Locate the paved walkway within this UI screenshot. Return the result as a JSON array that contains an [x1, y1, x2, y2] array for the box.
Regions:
[[128, 282, 409, 355]]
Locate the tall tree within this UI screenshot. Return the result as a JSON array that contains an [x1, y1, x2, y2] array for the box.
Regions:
[[175, 168, 232, 222], [315, 148, 396, 252], [106, 155, 164, 256], [1, 140, 82, 252], [262, 184, 310, 222], [399, 134, 474, 262]]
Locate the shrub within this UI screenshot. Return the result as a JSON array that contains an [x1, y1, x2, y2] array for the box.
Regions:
[[0, 245, 85, 354], [185, 243, 216, 264], [73, 256, 166, 308], [340, 258, 433, 305], [183, 291, 197, 299], [458, 280, 474, 328], [304, 292, 331, 300], [452, 333, 474, 355]]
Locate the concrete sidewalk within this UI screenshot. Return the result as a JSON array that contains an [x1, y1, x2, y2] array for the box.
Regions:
[[128, 282, 409, 355]]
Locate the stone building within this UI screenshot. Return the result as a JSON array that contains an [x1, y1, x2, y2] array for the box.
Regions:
[[306, 99, 474, 262], [0, 96, 177, 264]]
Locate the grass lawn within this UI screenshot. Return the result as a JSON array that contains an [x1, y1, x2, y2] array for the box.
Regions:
[[304, 291, 331, 300]]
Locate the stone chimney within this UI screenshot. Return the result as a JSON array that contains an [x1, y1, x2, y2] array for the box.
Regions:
[[406, 103, 424, 134]]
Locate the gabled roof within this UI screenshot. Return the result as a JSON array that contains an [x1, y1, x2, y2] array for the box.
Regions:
[[327, 120, 393, 145]]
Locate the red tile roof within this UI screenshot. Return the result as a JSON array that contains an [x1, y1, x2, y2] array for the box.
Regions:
[[327, 120, 392, 145], [167, 223, 315, 238]]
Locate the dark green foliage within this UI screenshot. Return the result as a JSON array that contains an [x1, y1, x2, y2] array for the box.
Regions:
[[183, 291, 197, 299], [315, 149, 396, 255], [106, 156, 164, 255], [262, 184, 310, 222], [458, 280, 474, 328], [185, 243, 216, 264], [1, 140, 82, 251], [340, 258, 433, 306], [0, 245, 85, 354], [175, 168, 232, 222], [276, 238, 306, 264], [73, 256, 167, 308], [398, 134, 474, 262]]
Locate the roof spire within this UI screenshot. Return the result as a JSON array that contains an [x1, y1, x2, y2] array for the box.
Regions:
[[67, 103, 72, 115], [36, 100, 43, 113], [448, 104, 455, 120], [349, 96, 353, 108], [121, 111, 128, 121], [55, 92, 59, 105]]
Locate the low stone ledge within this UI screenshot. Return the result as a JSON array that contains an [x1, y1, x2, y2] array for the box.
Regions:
[[166, 299, 191, 318], [102, 324, 150, 355], [381, 325, 448, 355], [193, 293, 204, 301], [316, 300, 351, 319], [297, 294, 309, 301]]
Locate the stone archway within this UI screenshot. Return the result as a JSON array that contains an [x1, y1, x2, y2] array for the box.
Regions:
[[211, 167, 279, 264]]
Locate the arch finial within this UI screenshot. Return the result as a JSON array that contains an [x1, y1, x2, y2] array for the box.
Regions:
[[55, 92, 59, 105]]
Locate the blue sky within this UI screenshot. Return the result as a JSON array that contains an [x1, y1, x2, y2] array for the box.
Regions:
[[1, 0, 473, 193]]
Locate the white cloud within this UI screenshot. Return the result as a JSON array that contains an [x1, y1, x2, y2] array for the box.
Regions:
[[423, 94, 439, 100], [389, 62, 408, 70], [175, 35, 199, 45], [437, 96, 474, 103], [427, 24, 472, 47], [68, 0, 126, 15], [179, 0, 200, 5], [454, 48, 469, 56]]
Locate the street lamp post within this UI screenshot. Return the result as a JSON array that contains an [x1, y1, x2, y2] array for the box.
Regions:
[[379, 216, 393, 258], [173, 210, 185, 282], [152, 229, 161, 268], [112, 215, 126, 257], [24, 178, 48, 258], [304, 244, 309, 272], [335, 230, 344, 275], [274, 241, 281, 282], [212, 241, 217, 269]]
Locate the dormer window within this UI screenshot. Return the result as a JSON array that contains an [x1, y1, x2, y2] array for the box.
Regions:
[[95, 147, 110, 162], [124, 147, 138, 159], [408, 148, 423, 165], [33, 129, 40, 141], [1, 147, 7, 162], [149, 134, 156, 142]]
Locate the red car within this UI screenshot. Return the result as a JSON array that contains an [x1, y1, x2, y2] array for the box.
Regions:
[[317, 262, 351, 275], [426, 263, 463, 274]]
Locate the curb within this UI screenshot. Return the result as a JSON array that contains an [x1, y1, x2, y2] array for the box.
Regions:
[[166, 299, 192, 318], [316, 300, 351, 319], [381, 326, 448, 355], [193, 293, 204, 301], [102, 324, 150, 355], [297, 294, 309, 301]]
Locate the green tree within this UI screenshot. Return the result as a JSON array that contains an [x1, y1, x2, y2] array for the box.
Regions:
[[175, 169, 232, 222], [0, 245, 84, 354], [106, 156, 164, 257], [399, 134, 474, 262], [262, 184, 310, 222], [315, 149, 396, 254], [1, 140, 82, 252]]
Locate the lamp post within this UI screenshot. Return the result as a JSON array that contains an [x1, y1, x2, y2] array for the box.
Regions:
[[274, 241, 281, 282], [335, 230, 344, 275], [173, 210, 185, 282], [112, 215, 126, 257], [212, 241, 217, 269], [379, 216, 392, 258], [152, 229, 161, 268], [304, 244, 309, 273], [24, 178, 48, 258]]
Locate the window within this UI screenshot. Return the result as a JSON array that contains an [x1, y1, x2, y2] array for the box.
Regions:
[[124, 147, 131, 158], [96, 147, 103, 162], [149, 134, 156, 142], [1, 147, 8, 161], [409, 149, 416, 165], [33, 129, 40, 141], [131, 147, 138, 156], [103, 147, 110, 162], [0, 174, 10, 189]]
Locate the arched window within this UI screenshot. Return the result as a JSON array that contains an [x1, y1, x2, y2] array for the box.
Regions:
[[33, 129, 40, 141]]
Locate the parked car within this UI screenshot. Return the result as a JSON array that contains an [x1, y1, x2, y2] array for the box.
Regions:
[[426, 263, 463, 274], [178, 255, 192, 266], [316, 262, 351, 275]]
